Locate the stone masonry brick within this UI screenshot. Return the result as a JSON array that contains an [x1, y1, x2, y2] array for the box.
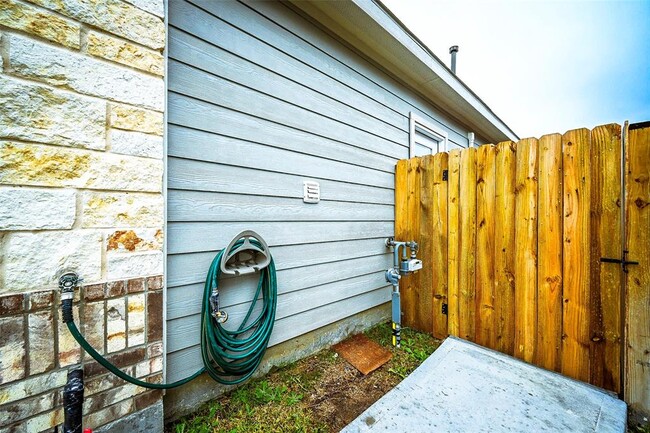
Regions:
[[0, 369, 66, 405], [107, 229, 163, 253], [83, 301, 105, 357], [127, 278, 145, 294], [0, 316, 25, 384], [106, 298, 126, 353], [86, 31, 163, 75], [0, 76, 106, 150], [84, 349, 143, 378], [127, 294, 145, 347], [0, 0, 80, 48], [0, 187, 76, 230], [109, 103, 163, 135], [146, 341, 163, 358], [27, 290, 54, 310], [134, 389, 163, 411], [0, 294, 24, 315], [23, 407, 64, 432], [85, 369, 130, 396], [109, 129, 163, 159], [28, 310, 55, 374], [125, 0, 163, 18], [83, 397, 134, 431], [83, 283, 105, 302], [2, 230, 102, 294], [147, 291, 162, 342], [0, 390, 56, 427], [106, 280, 126, 298], [9, 33, 164, 110], [107, 251, 163, 281], [83, 382, 144, 414], [0, 141, 164, 193], [146, 275, 163, 291], [28, 0, 164, 49], [57, 305, 80, 367], [82, 191, 163, 228]]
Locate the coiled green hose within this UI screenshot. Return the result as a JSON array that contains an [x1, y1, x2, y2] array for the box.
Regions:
[[62, 240, 277, 389]]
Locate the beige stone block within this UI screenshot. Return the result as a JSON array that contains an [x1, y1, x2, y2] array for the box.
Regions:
[[9, 34, 164, 110], [106, 298, 126, 353], [147, 341, 163, 358], [109, 103, 163, 135], [127, 294, 145, 347], [2, 230, 102, 293], [0, 0, 80, 48], [107, 251, 163, 281], [24, 408, 64, 432], [87, 31, 163, 75], [28, 0, 164, 49], [109, 129, 163, 159], [0, 369, 66, 405], [58, 304, 81, 366], [83, 301, 105, 357], [0, 141, 163, 193], [107, 229, 163, 253], [28, 310, 55, 374], [0, 187, 76, 230], [82, 191, 163, 228], [125, 0, 163, 18], [0, 316, 25, 384], [0, 76, 106, 150]]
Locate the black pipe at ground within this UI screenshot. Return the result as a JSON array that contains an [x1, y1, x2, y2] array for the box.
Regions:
[[63, 369, 84, 433]]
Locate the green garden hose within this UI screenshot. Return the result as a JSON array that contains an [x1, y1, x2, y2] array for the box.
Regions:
[[62, 239, 278, 389]]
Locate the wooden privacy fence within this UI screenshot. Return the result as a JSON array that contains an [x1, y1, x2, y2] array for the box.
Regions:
[[396, 121, 649, 413]]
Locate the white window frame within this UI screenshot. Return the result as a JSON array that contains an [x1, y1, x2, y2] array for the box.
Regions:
[[409, 112, 448, 158]]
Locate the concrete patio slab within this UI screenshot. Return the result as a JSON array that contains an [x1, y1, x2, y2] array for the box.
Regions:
[[342, 337, 626, 433]]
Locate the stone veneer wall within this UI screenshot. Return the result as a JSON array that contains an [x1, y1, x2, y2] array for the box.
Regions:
[[0, 0, 166, 431]]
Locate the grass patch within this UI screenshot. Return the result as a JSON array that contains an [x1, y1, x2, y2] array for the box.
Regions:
[[166, 322, 440, 433]]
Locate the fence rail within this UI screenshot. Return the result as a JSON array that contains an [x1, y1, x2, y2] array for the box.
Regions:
[[396, 121, 649, 413]]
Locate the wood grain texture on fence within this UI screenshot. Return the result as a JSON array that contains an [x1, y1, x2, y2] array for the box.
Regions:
[[494, 141, 517, 355], [447, 149, 462, 337], [561, 128, 591, 383], [431, 153, 449, 339], [625, 122, 650, 414], [536, 133, 563, 372], [395, 121, 648, 407]]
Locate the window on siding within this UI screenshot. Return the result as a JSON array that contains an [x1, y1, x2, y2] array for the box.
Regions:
[[409, 112, 448, 157]]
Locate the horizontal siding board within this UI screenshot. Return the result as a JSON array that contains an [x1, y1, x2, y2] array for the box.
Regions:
[[168, 190, 394, 222], [168, 95, 403, 167], [166, 290, 390, 382], [168, 157, 394, 205], [167, 221, 394, 254], [167, 254, 392, 320], [168, 60, 405, 156], [168, 27, 407, 144], [168, 0, 405, 131], [167, 238, 392, 287], [236, 0, 471, 146]]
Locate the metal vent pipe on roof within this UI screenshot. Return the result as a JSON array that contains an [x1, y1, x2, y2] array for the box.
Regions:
[[449, 45, 459, 74]]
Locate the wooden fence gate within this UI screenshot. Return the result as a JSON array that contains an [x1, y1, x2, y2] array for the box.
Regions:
[[395, 121, 649, 414]]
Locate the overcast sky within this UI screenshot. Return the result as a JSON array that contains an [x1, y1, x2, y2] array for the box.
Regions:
[[381, 0, 650, 139]]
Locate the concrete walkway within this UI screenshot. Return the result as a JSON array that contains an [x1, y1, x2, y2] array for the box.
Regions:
[[342, 337, 626, 433]]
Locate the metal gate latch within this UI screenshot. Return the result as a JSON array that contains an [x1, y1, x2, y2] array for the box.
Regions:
[[600, 250, 639, 273]]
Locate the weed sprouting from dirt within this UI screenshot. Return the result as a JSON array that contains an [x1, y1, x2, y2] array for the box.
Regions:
[[166, 322, 440, 433]]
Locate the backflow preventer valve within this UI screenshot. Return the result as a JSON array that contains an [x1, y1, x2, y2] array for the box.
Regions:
[[385, 237, 422, 348]]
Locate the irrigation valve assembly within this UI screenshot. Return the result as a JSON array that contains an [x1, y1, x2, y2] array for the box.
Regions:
[[385, 237, 422, 348], [58, 231, 278, 430]]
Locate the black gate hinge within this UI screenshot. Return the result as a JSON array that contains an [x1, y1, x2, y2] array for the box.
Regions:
[[441, 303, 448, 315], [442, 170, 448, 181], [600, 250, 639, 273]]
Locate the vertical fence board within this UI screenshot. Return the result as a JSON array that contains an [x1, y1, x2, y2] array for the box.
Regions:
[[432, 152, 449, 339], [447, 150, 462, 337], [476, 145, 497, 349], [536, 134, 563, 372], [514, 138, 538, 362], [625, 123, 650, 414], [459, 148, 477, 341], [561, 128, 592, 383], [494, 141, 517, 355], [590, 124, 623, 392], [415, 155, 435, 333], [401, 158, 421, 329]]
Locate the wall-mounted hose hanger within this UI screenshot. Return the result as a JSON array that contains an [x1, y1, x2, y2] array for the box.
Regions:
[[384, 237, 422, 348], [60, 230, 277, 389]]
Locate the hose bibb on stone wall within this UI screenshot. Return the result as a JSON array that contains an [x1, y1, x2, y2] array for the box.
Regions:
[[384, 237, 422, 348], [59, 231, 278, 397]]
